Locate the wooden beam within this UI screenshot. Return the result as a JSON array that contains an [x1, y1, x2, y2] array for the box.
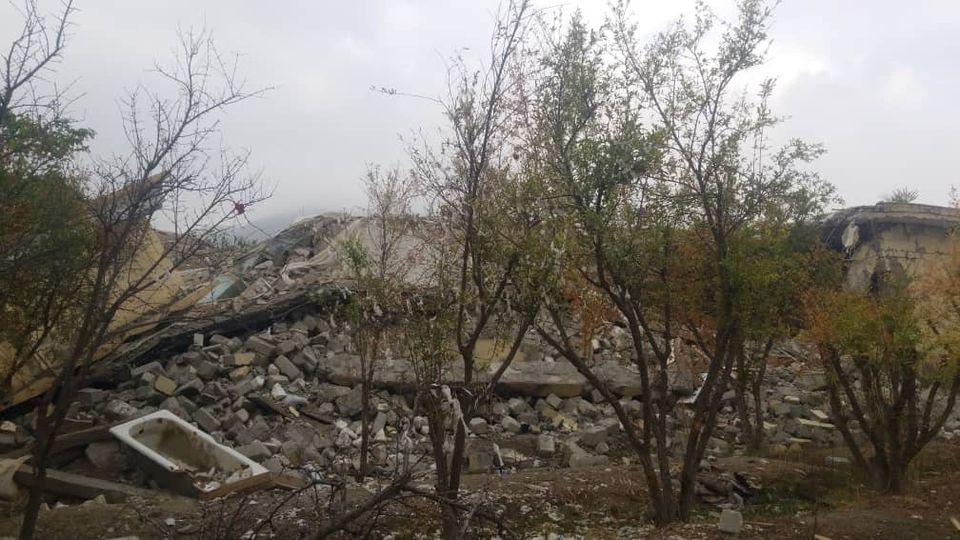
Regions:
[[0, 423, 117, 459], [14, 465, 157, 503]]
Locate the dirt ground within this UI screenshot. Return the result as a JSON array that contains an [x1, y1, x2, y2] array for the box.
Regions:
[[2, 442, 959, 539]]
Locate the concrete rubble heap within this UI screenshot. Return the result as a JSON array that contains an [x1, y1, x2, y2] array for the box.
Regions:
[[3, 206, 960, 511]]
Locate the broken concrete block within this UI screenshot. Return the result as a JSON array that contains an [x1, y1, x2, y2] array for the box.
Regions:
[[229, 366, 251, 381], [276, 340, 298, 356], [175, 378, 204, 398], [196, 361, 220, 381], [193, 408, 222, 433], [718, 509, 743, 534], [501, 416, 522, 433], [231, 352, 256, 367], [335, 387, 363, 418], [545, 393, 564, 409], [274, 355, 302, 381], [537, 434, 556, 456], [245, 335, 276, 358], [154, 375, 177, 396], [270, 383, 288, 400], [104, 400, 139, 421], [130, 361, 164, 378], [85, 440, 125, 471], [469, 417, 490, 435], [579, 426, 609, 447], [507, 397, 532, 415]]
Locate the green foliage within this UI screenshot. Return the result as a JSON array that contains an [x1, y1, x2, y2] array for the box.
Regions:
[[0, 111, 95, 384]]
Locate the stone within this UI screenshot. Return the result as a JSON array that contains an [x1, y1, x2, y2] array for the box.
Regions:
[[469, 417, 490, 435], [537, 434, 556, 456], [335, 386, 364, 418], [193, 333, 205, 347], [595, 441, 609, 454], [507, 397, 532, 415], [195, 361, 220, 381], [154, 375, 177, 396], [231, 352, 256, 367], [85, 440, 125, 470], [270, 383, 288, 400], [103, 399, 139, 420], [130, 361, 164, 378], [825, 456, 850, 466], [291, 348, 319, 374], [245, 335, 276, 358], [274, 355, 303, 381], [276, 340, 298, 356], [193, 408, 221, 433], [316, 383, 352, 403], [371, 412, 388, 435], [810, 409, 831, 422], [579, 426, 609, 447], [175, 377, 204, 398], [237, 440, 271, 461], [718, 509, 743, 534], [501, 416, 522, 433], [545, 393, 564, 409]]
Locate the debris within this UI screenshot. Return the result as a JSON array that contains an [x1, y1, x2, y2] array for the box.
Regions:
[[110, 410, 267, 497], [718, 508, 743, 534], [13, 464, 155, 502]]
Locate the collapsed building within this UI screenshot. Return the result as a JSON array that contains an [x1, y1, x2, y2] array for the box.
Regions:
[[1, 204, 959, 514]]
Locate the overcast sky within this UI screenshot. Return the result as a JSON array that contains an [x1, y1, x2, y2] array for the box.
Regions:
[[2, 0, 957, 230]]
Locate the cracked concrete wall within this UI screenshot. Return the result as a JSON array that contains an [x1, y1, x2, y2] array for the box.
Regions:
[[822, 202, 960, 293]]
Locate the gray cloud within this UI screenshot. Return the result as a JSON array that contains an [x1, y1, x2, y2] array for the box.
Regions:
[[2, 0, 957, 229]]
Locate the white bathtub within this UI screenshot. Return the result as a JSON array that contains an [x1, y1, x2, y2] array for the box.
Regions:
[[110, 409, 267, 496]]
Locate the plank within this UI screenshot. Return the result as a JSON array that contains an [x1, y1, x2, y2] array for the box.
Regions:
[[0, 423, 117, 459], [14, 464, 156, 503]]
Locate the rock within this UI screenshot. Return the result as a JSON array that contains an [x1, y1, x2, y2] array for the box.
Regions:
[[230, 352, 256, 367], [507, 397, 532, 415], [193, 408, 221, 433], [579, 426, 609, 447], [154, 375, 178, 396], [195, 361, 220, 381], [245, 335, 276, 358], [718, 509, 743, 534], [810, 409, 831, 422], [274, 355, 303, 381], [270, 383, 288, 400], [237, 440, 271, 461], [825, 456, 850, 466], [130, 361, 164, 378], [501, 416, 522, 433], [85, 440, 125, 471], [567, 441, 608, 467], [103, 400, 139, 420], [371, 412, 388, 435], [175, 378, 204, 398], [595, 441, 609, 454], [335, 387, 363, 418], [316, 383, 352, 403], [545, 393, 564, 409], [537, 434, 556, 456], [469, 417, 490, 435]]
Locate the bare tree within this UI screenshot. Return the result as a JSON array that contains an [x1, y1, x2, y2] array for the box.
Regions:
[[339, 164, 418, 480], [399, 1, 541, 536], [6, 24, 269, 538]]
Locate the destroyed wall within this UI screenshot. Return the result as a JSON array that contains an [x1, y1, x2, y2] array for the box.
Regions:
[[821, 202, 960, 293]]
